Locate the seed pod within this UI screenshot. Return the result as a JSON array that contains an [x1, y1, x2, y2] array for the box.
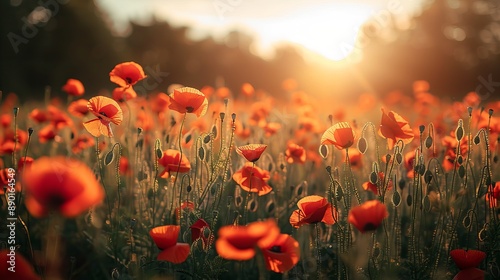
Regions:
[[392, 190, 401, 207], [104, 149, 114, 165], [358, 137, 368, 154], [425, 136, 433, 149]]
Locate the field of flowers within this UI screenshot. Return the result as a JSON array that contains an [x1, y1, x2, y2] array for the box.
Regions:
[[1, 61, 499, 279]]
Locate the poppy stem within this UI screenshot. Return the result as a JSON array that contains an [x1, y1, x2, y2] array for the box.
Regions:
[[242, 162, 255, 224], [315, 223, 322, 279], [169, 113, 187, 223]]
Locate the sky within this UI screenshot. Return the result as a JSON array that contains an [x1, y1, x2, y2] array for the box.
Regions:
[[95, 0, 427, 62]]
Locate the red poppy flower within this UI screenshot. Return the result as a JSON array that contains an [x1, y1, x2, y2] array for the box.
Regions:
[[216, 219, 280, 261], [233, 163, 272, 196], [289, 195, 337, 228], [38, 124, 59, 143], [261, 234, 301, 273], [158, 149, 191, 178], [168, 87, 208, 117], [362, 172, 392, 195], [452, 268, 485, 280], [17, 156, 34, 172], [0, 249, 40, 280], [0, 168, 22, 194], [236, 144, 267, 162], [29, 108, 48, 123], [450, 249, 486, 270], [62, 78, 85, 96], [0, 129, 28, 155], [109, 62, 146, 87], [379, 109, 414, 150], [321, 122, 355, 150], [112, 86, 137, 102], [68, 99, 89, 118], [348, 200, 388, 233], [234, 120, 251, 140], [83, 96, 123, 137], [285, 142, 306, 164], [190, 218, 212, 250], [47, 105, 73, 129], [71, 134, 95, 154], [0, 114, 11, 128], [22, 156, 104, 218], [149, 225, 190, 263]]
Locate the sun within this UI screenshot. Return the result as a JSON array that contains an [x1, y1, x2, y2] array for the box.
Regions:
[[245, 3, 375, 62]]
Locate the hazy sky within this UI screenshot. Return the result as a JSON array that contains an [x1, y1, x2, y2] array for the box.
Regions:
[[95, 0, 426, 61]]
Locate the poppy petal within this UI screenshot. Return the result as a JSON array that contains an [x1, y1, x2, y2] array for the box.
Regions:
[[157, 243, 190, 264]]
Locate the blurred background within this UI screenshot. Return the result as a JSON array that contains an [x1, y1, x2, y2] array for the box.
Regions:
[[1, 0, 499, 103]]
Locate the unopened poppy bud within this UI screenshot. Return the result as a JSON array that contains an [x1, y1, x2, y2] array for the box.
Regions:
[[28, 127, 34, 136], [220, 112, 225, 121], [419, 125, 425, 134], [231, 113, 236, 122], [13, 107, 19, 117], [467, 106, 472, 116], [489, 109, 494, 117]]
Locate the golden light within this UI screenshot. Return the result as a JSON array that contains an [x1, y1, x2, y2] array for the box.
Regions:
[[244, 3, 375, 62]]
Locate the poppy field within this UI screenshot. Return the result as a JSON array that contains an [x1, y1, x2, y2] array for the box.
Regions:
[[1, 61, 500, 280]]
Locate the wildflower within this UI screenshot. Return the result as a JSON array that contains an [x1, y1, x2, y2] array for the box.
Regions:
[[0, 249, 40, 280], [263, 122, 282, 137], [450, 249, 486, 270], [379, 109, 414, 150], [83, 96, 123, 137], [241, 83, 255, 97], [149, 225, 190, 263], [261, 234, 301, 273], [348, 200, 388, 233], [321, 122, 355, 150], [236, 144, 267, 162], [22, 156, 104, 218], [216, 219, 280, 260], [109, 61, 146, 87], [452, 268, 484, 280], [47, 105, 73, 129], [0, 129, 28, 154], [190, 218, 212, 249], [442, 132, 468, 172], [289, 195, 337, 228], [285, 142, 306, 164], [71, 134, 95, 154], [29, 108, 48, 123], [38, 124, 59, 143], [168, 87, 208, 117], [62, 78, 85, 96], [112, 86, 137, 102], [68, 99, 89, 117], [151, 92, 170, 114], [158, 149, 191, 178], [0, 114, 11, 128], [233, 163, 272, 196]]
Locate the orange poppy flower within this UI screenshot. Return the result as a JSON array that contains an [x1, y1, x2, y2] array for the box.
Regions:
[[241, 83, 255, 97], [168, 87, 208, 117], [158, 149, 191, 178], [379, 109, 414, 150], [0, 129, 28, 155], [200, 85, 215, 98], [285, 142, 306, 164], [68, 99, 89, 117], [234, 120, 251, 140], [261, 234, 301, 273], [151, 92, 170, 114], [29, 108, 48, 123], [0, 114, 11, 128], [22, 156, 104, 218], [321, 122, 355, 150], [112, 86, 137, 102], [71, 134, 95, 154], [452, 268, 484, 280], [236, 144, 267, 162], [83, 96, 123, 137], [216, 219, 280, 261], [190, 218, 212, 249], [38, 124, 59, 143], [263, 122, 281, 137], [232, 163, 272, 196], [47, 105, 73, 129], [289, 195, 337, 228], [17, 156, 34, 172], [62, 78, 85, 96], [109, 61, 146, 87], [347, 200, 388, 233], [450, 249, 486, 270], [149, 225, 190, 263], [0, 249, 40, 280]]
